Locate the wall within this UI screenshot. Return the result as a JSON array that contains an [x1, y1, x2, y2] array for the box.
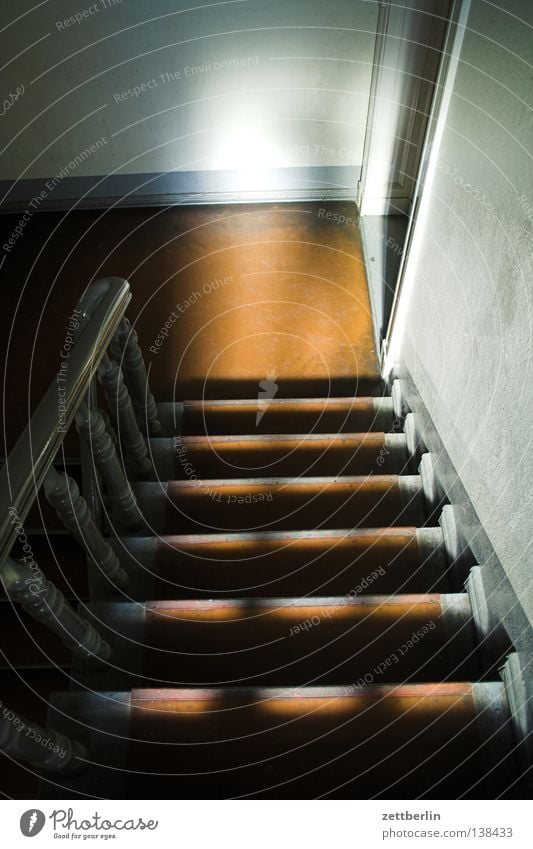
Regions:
[[0, 0, 377, 194], [388, 0, 533, 622]]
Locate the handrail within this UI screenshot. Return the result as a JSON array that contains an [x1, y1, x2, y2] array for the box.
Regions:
[[0, 277, 131, 569]]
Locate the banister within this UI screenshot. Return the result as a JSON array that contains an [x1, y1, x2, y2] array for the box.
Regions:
[[0, 277, 131, 570], [1, 554, 112, 662], [0, 704, 88, 774]]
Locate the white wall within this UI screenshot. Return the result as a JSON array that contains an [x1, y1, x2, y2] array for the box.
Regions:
[[389, 0, 533, 620], [0, 0, 377, 182]]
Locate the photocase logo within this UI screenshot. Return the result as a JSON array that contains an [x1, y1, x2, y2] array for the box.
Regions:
[[20, 810, 46, 837], [256, 366, 278, 425]]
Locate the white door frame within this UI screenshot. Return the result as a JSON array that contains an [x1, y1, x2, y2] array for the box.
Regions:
[[357, 0, 452, 217], [381, 0, 472, 377]]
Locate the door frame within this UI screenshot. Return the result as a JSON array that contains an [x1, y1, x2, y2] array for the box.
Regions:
[[357, 0, 452, 217], [381, 0, 472, 376]]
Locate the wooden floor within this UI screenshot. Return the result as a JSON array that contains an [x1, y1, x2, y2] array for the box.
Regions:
[[0, 202, 379, 451]]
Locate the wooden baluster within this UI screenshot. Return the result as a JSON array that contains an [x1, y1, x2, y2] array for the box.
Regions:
[[1, 555, 112, 662], [99, 406, 119, 449], [108, 333, 123, 366], [97, 353, 154, 479], [43, 467, 130, 593], [113, 317, 162, 435], [0, 703, 88, 774], [76, 402, 142, 530]]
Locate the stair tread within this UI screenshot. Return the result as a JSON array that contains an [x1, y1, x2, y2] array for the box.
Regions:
[[132, 476, 424, 534], [113, 526, 447, 598], [152, 432, 408, 478], [82, 593, 476, 687], [45, 682, 515, 799], [164, 397, 395, 436]]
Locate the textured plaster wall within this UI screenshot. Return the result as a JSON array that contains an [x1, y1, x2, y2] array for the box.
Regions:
[[397, 0, 533, 622]]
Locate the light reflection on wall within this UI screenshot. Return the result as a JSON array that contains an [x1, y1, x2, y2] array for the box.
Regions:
[[212, 121, 289, 189]]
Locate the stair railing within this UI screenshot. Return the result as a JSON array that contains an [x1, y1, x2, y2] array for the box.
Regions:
[[0, 277, 156, 774], [110, 317, 162, 436]]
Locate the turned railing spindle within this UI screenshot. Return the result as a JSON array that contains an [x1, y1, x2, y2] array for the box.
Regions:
[[99, 406, 119, 449], [97, 353, 154, 478], [112, 317, 162, 435], [76, 402, 142, 529], [1, 555, 112, 662], [43, 467, 130, 592], [0, 705, 88, 774]]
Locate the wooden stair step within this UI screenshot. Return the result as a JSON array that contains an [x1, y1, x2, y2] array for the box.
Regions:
[[132, 475, 425, 534], [150, 433, 408, 478], [113, 527, 447, 598], [44, 682, 516, 799], [84, 594, 478, 687], [160, 397, 394, 437]]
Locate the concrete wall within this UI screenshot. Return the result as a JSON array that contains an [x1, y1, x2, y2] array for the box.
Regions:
[[0, 0, 377, 182], [390, 0, 533, 621]]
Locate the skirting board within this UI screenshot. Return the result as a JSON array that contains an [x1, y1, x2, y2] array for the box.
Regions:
[[0, 166, 360, 213], [388, 363, 532, 657]]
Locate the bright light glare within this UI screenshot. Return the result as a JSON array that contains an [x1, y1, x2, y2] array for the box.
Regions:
[[212, 123, 287, 188]]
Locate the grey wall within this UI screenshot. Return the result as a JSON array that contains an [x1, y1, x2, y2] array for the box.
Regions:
[[392, 0, 533, 622], [0, 0, 377, 186]]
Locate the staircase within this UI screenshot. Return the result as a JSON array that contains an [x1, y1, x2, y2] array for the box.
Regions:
[[11, 390, 511, 800], [0, 204, 526, 800]]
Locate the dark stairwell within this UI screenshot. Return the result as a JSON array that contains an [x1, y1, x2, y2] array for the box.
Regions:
[[0, 202, 528, 799]]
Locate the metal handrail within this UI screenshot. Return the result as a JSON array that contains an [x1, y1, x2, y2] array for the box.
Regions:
[[0, 277, 131, 569]]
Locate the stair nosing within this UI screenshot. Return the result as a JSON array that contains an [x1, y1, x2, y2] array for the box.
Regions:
[[169, 432, 391, 444], [129, 681, 477, 699], [115, 526, 421, 544], [86, 593, 452, 612], [134, 474, 418, 488], [181, 397, 391, 408]]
